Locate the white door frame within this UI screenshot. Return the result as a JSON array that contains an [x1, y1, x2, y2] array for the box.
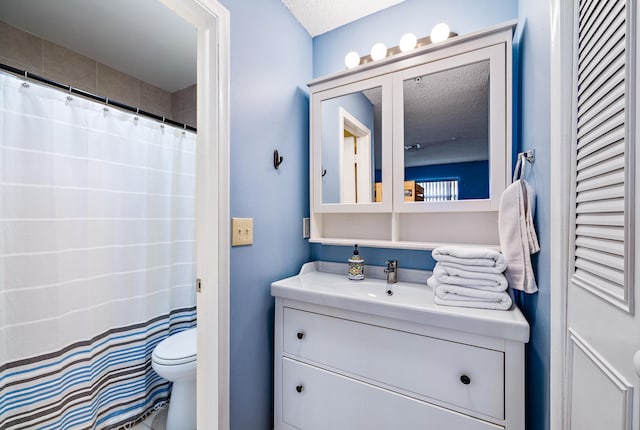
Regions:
[[338, 107, 372, 203], [549, 0, 576, 428], [158, 1, 230, 428]]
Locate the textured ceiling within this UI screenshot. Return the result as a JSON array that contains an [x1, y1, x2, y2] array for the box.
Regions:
[[0, 0, 196, 92], [281, 0, 407, 36], [403, 61, 490, 167]]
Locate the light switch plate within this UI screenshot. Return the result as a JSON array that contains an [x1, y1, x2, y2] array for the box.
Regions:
[[232, 217, 253, 246]]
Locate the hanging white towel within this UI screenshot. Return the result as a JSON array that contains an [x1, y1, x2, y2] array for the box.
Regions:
[[499, 156, 540, 293], [428, 277, 513, 310], [432, 246, 507, 272], [432, 263, 508, 292]]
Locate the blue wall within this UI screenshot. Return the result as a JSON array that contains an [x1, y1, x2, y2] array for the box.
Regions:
[[219, 1, 312, 428], [515, 1, 551, 430], [219, 0, 551, 429]]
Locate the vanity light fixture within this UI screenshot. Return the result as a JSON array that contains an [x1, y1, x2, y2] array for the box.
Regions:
[[370, 43, 388, 61], [430, 23, 451, 43], [399, 33, 417, 52], [343, 26, 457, 69], [344, 51, 360, 69]]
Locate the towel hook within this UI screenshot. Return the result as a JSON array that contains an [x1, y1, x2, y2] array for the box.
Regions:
[[513, 149, 535, 182], [274, 150, 284, 169], [521, 149, 535, 163]]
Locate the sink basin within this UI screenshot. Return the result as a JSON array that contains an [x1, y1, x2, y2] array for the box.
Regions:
[[271, 261, 530, 343]]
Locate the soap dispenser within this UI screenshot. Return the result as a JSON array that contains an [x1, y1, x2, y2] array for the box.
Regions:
[[348, 245, 364, 280]]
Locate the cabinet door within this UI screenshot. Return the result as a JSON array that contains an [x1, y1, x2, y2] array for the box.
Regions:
[[312, 74, 393, 213], [281, 358, 501, 430], [392, 44, 509, 213]]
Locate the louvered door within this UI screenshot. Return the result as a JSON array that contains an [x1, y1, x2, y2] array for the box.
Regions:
[[573, 0, 632, 311], [564, 0, 639, 428]]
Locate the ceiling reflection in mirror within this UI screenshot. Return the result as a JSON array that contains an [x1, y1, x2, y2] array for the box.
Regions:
[[403, 61, 490, 202], [321, 86, 382, 204]]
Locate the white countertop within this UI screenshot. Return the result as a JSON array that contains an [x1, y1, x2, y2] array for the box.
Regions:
[[271, 261, 530, 343]]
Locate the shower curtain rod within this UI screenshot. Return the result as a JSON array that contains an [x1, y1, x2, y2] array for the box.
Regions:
[[0, 62, 197, 132]]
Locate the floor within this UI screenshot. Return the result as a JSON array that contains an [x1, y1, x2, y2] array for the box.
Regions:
[[131, 407, 168, 430]]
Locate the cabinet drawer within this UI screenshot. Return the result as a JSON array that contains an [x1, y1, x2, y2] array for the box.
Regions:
[[283, 308, 504, 419], [282, 358, 501, 430]]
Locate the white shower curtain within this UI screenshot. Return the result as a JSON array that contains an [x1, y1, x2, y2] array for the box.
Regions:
[[0, 71, 197, 429]]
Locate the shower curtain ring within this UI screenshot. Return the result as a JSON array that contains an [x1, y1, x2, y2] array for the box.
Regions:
[[103, 98, 109, 112], [134, 108, 139, 121], [66, 85, 73, 102], [21, 71, 29, 88]]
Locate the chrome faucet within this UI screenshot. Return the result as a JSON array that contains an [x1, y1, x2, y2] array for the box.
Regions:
[[384, 260, 398, 284]]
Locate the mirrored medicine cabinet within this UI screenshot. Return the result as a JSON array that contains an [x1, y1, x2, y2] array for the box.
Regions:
[[309, 21, 516, 250]]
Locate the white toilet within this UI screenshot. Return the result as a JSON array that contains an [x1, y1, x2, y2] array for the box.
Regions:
[[152, 327, 197, 430]]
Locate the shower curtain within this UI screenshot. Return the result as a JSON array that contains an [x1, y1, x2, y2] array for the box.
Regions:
[[0, 71, 197, 429]]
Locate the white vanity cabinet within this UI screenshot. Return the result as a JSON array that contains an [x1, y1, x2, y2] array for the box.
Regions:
[[272, 262, 529, 430], [309, 21, 517, 250]]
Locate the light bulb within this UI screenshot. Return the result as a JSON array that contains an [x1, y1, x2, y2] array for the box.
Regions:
[[399, 33, 417, 52], [430, 23, 450, 43], [370, 43, 387, 61], [344, 51, 360, 69]]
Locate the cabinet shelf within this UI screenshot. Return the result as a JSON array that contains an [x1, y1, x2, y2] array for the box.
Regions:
[[309, 237, 501, 251]]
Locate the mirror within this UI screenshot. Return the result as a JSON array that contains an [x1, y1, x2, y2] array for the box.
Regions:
[[321, 86, 382, 204], [402, 61, 490, 202]]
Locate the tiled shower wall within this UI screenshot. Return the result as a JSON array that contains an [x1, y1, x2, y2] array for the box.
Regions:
[[171, 83, 197, 128], [0, 20, 196, 127]]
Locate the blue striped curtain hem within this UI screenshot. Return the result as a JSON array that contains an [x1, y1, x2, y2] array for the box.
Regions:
[[0, 307, 196, 430]]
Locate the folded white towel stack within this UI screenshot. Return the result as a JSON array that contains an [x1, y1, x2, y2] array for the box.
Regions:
[[428, 246, 512, 311], [431, 246, 507, 273]]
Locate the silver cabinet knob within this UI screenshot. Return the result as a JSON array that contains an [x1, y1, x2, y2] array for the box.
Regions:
[[634, 350, 640, 377]]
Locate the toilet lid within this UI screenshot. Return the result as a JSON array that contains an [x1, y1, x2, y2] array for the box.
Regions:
[[153, 328, 196, 364]]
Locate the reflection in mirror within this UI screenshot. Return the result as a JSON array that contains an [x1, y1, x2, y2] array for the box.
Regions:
[[321, 86, 382, 204], [403, 61, 490, 202]]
